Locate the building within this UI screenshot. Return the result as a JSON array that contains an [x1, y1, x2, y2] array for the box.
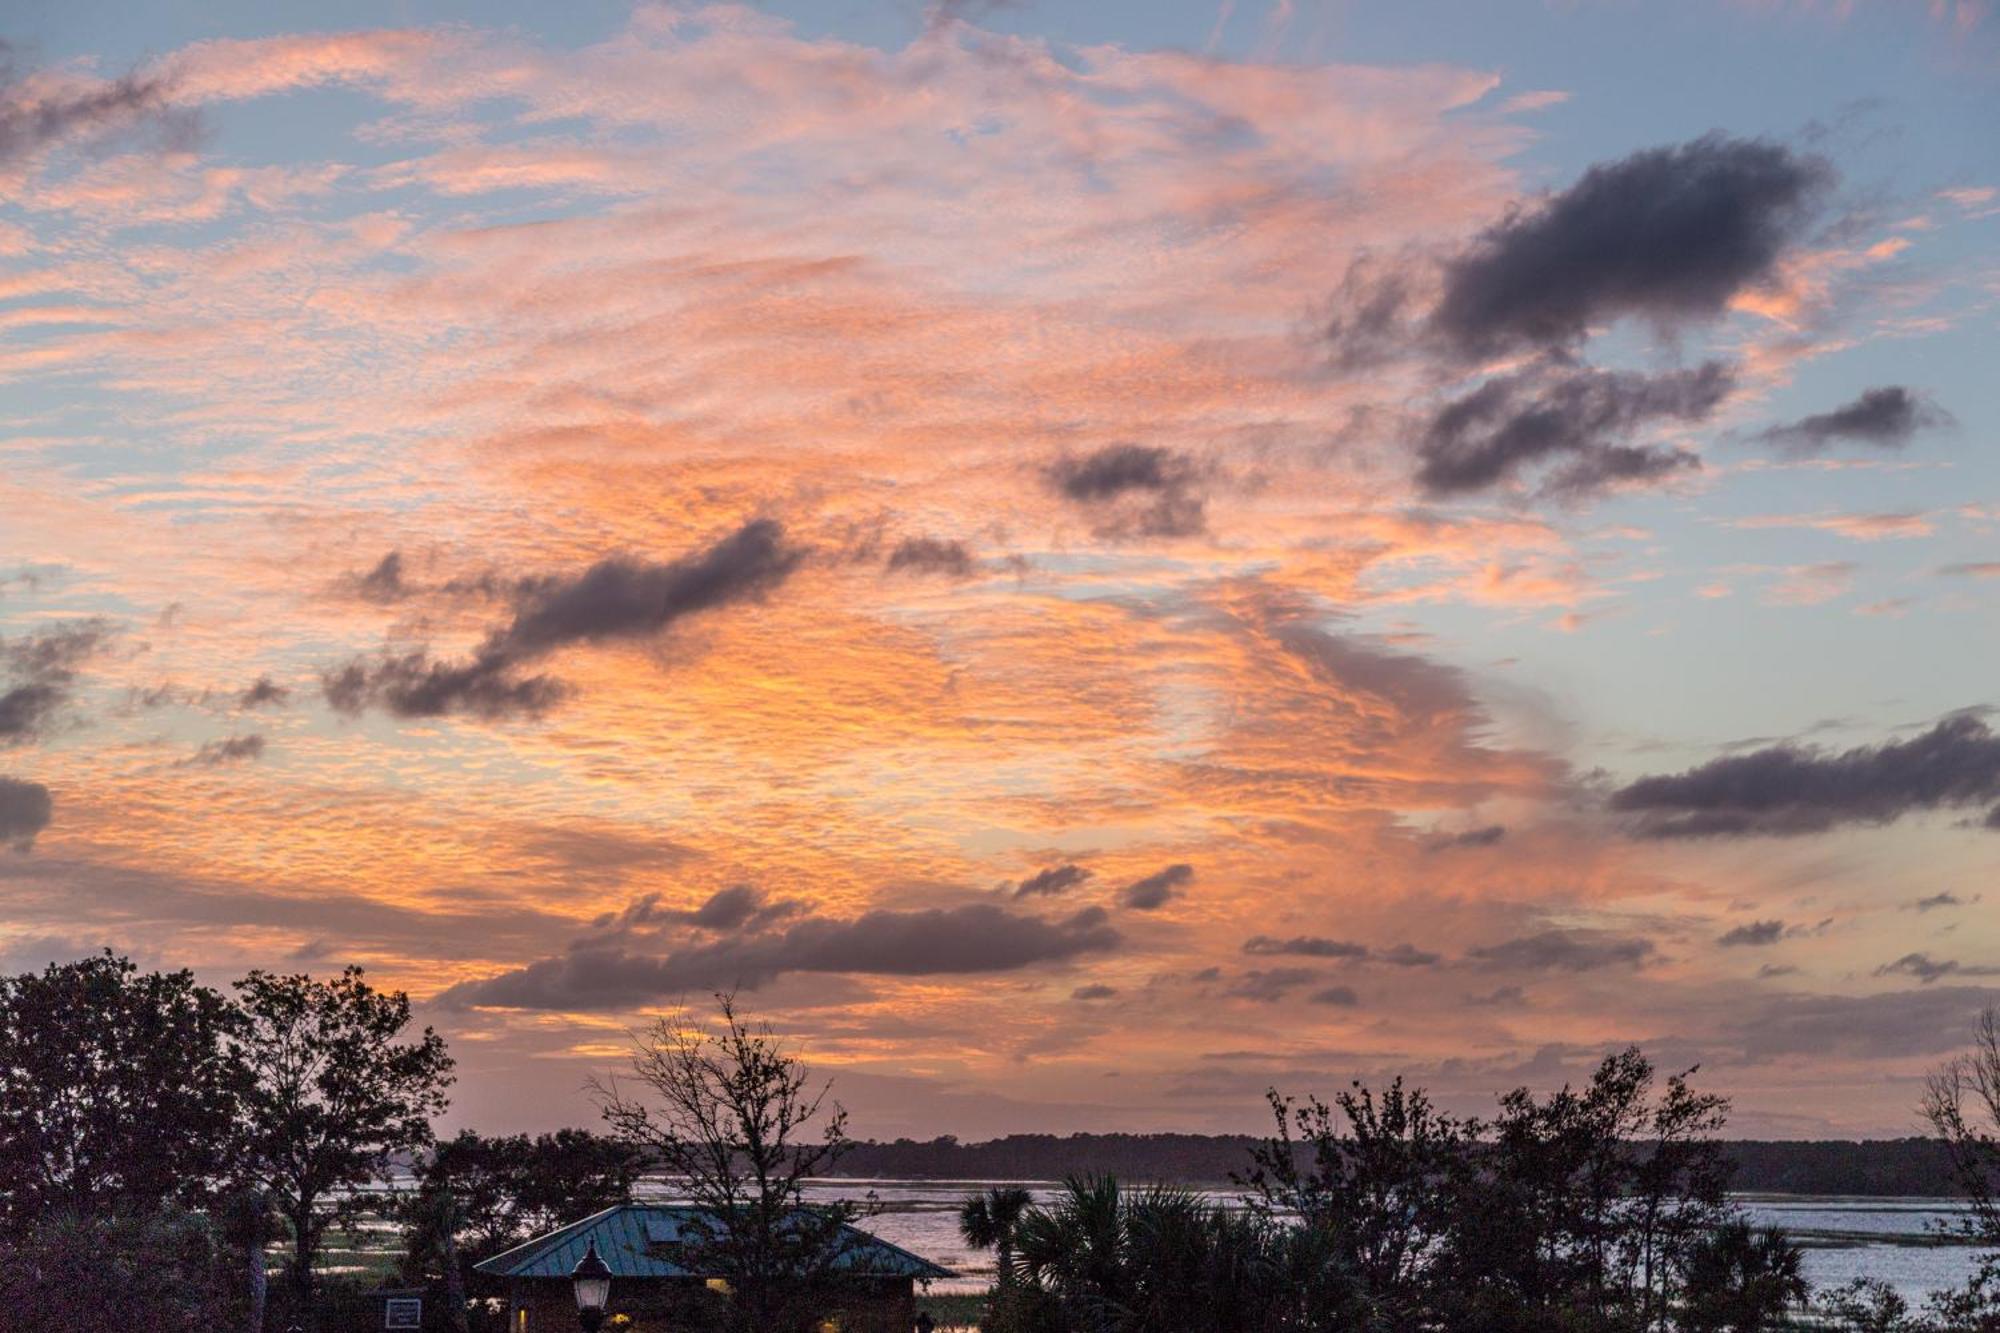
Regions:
[[473, 1203, 953, 1332]]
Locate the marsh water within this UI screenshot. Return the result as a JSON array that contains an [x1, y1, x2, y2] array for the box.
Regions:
[[795, 1180, 1989, 1308]]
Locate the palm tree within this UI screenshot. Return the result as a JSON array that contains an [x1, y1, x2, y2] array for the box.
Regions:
[[1015, 1176, 1129, 1331], [958, 1185, 1035, 1291]]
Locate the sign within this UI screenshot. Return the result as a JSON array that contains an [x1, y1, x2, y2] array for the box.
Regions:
[[384, 1296, 422, 1329]]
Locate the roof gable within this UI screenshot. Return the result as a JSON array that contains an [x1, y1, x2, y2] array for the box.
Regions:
[[472, 1205, 951, 1281]]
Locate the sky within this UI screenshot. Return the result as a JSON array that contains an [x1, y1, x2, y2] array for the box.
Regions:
[[0, 0, 1996, 1141]]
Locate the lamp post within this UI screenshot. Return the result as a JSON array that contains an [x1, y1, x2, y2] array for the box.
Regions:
[[571, 1238, 613, 1332]]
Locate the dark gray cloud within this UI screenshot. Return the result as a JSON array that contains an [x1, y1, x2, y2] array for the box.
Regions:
[[1243, 934, 1369, 960], [238, 675, 289, 709], [181, 734, 265, 767], [496, 519, 802, 657], [1045, 444, 1206, 539], [439, 901, 1121, 1010], [1909, 892, 1970, 913], [1430, 134, 1832, 361], [1015, 864, 1092, 899], [353, 551, 410, 604], [1873, 953, 2000, 986], [1759, 386, 1952, 454], [0, 620, 112, 745], [1465, 985, 1526, 1007], [1430, 824, 1506, 850], [1243, 936, 1444, 967], [1120, 862, 1193, 910], [1226, 967, 1319, 1002], [589, 885, 804, 934], [1727, 985, 2000, 1060], [324, 519, 802, 720], [1611, 712, 2000, 838], [0, 777, 52, 852], [1071, 983, 1117, 1001], [885, 537, 975, 578], [1308, 985, 1360, 1007], [0, 44, 192, 166], [1717, 919, 1785, 947], [1415, 361, 1730, 498], [0, 684, 65, 743], [1049, 444, 1185, 500], [322, 650, 566, 721], [1469, 928, 1655, 972]]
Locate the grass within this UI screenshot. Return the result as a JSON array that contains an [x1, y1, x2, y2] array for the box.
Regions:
[[916, 1288, 990, 1329]]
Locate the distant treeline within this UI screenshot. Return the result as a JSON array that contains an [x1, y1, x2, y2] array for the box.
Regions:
[[832, 1132, 1963, 1195]]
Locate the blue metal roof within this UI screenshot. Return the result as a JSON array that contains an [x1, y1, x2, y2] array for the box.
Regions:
[[473, 1205, 952, 1282]]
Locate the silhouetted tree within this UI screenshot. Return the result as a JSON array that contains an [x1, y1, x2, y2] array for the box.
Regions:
[[400, 1179, 472, 1333], [1813, 1278, 1913, 1333], [234, 966, 454, 1307], [1922, 1006, 2000, 1329], [0, 951, 244, 1233], [594, 993, 860, 1333], [1432, 1047, 1731, 1332], [960, 1185, 1034, 1289], [1009, 1174, 1365, 1333], [1239, 1076, 1464, 1327], [399, 1127, 644, 1304], [1678, 1221, 1806, 1332], [1925, 1007, 2000, 1245]]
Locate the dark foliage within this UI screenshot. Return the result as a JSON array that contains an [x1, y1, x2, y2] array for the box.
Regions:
[[398, 1124, 646, 1318], [0, 1206, 232, 1332], [235, 965, 456, 1304], [0, 950, 245, 1233], [993, 1050, 1809, 1333]]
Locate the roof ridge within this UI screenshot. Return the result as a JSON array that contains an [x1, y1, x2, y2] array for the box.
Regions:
[[471, 1202, 625, 1277], [471, 1201, 953, 1280]]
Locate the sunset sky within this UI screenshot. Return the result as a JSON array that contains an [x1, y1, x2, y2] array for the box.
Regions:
[[2, 0, 1997, 1140]]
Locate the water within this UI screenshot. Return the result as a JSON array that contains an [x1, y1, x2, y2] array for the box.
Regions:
[[1739, 1195, 1988, 1309], [787, 1180, 1991, 1308]]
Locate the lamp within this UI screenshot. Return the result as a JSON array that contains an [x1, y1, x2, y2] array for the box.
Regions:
[[571, 1238, 613, 1332]]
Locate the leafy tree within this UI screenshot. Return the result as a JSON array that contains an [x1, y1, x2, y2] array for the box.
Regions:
[[1678, 1221, 1806, 1333], [0, 950, 244, 1232], [1431, 1047, 1732, 1332], [1239, 1076, 1464, 1326], [234, 966, 454, 1306], [1814, 1278, 1914, 1333], [594, 993, 860, 1332], [508, 1126, 648, 1236], [960, 1185, 1034, 1290], [399, 1127, 644, 1304]]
